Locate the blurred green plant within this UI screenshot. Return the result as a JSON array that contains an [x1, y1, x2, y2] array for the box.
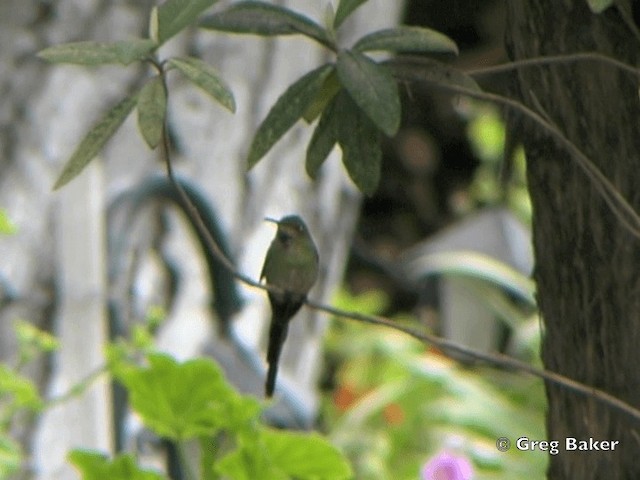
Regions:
[[321, 289, 548, 480], [0, 209, 16, 235], [464, 103, 532, 224]]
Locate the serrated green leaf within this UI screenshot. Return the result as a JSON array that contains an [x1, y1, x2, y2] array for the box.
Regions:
[[262, 428, 352, 479], [38, 39, 156, 66], [306, 93, 340, 178], [157, 0, 218, 44], [336, 50, 400, 137], [335, 92, 382, 195], [137, 77, 167, 149], [115, 353, 254, 440], [200, 1, 333, 49], [334, 0, 368, 29], [354, 26, 458, 55], [302, 69, 340, 123], [68, 451, 165, 480], [247, 63, 333, 169], [168, 57, 235, 112], [586, 0, 614, 13], [390, 57, 482, 93], [53, 95, 137, 190]]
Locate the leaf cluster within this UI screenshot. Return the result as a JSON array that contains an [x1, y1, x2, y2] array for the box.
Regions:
[[38, 0, 463, 195]]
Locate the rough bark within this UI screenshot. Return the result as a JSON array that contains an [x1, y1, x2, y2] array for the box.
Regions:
[[506, 2, 640, 478]]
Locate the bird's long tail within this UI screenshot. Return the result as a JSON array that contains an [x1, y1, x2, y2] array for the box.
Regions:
[[266, 320, 290, 397]]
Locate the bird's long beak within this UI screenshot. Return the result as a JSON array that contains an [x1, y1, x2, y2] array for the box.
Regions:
[[264, 217, 279, 225]]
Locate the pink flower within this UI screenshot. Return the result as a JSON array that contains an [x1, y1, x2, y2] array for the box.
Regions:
[[421, 451, 474, 480]]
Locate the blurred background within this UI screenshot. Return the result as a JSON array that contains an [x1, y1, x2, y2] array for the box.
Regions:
[[0, 1, 549, 479]]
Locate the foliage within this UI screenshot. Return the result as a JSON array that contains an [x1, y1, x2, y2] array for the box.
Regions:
[[0, 210, 16, 235], [38, 0, 461, 195], [322, 289, 547, 480]]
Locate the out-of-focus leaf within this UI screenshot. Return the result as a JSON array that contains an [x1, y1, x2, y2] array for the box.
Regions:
[[262, 428, 353, 479], [168, 57, 235, 112], [157, 0, 218, 43], [586, 0, 614, 13], [137, 76, 167, 149], [0, 209, 16, 235], [353, 26, 458, 55], [0, 435, 22, 479], [38, 39, 156, 66], [247, 64, 333, 169], [53, 95, 138, 190], [68, 450, 165, 480], [336, 50, 400, 137], [335, 92, 382, 195], [200, 1, 333, 49], [402, 250, 536, 305], [0, 364, 43, 411], [334, 0, 368, 28]]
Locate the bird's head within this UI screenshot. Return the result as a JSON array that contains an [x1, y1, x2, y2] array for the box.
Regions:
[[265, 215, 309, 245]]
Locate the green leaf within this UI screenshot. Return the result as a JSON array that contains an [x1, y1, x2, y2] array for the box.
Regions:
[[354, 26, 458, 55], [168, 57, 235, 112], [0, 435, 22, 479], [335, 92, 382, 195], [0, 209, 16, 235], [262, 428, 352, 479], [586, 0, 614, 13], [115, 353, 242, 439], [37, 39, 156, 66], [334, 0, 368, 28], [200, 1, 333, 49], [137, 77, 167, 149], [157, 0, 219, 44], [390, 57, 482, 93], [306, 93, 340, 178], [336, 50, 400, 137], [0, 364, 43, 411], [68, 451, 165, 480], [302, 69, 340, 123], [247, 63, 334, 169], [53, 95, 137, 190]]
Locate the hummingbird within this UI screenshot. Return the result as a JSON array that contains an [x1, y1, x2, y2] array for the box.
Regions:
[[261, 215, 319, 397]]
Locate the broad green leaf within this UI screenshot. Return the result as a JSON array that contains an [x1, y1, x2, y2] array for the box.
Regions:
[[247, 63, 333, 169], [200, 1, 333, 49], [262, 428, 352, 479], [37, 39, 156, 66], [306, 93, 340, 178], [335, 92, 382, 195], [586, 0, 614, 13], [168, 57, 235, 112], [53, 95, 137, 190], [302, 69, 340, 123], [354, 26, 458, 55], [0, 209, 16, 235], [68, 451, 165, 480], [334, 0, 368, 29], [157, 0, 218, 44], [336, 50, 400, 137], [115, 353, 243, 439], [390, 57, 481, 92], [137, 77, 167, 149]]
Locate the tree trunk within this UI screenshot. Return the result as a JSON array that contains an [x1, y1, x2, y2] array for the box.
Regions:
[[506, 2, 640, 478]]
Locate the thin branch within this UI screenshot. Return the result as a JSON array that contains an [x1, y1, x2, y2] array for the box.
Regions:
[[153, 60, 640, 424], [389, 59, 640, 240], [466, 52, 640, 78]]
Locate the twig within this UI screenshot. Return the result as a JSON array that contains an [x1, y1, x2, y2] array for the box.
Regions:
[[152, 60, 640, 424], [466, 52, 640, 78]]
